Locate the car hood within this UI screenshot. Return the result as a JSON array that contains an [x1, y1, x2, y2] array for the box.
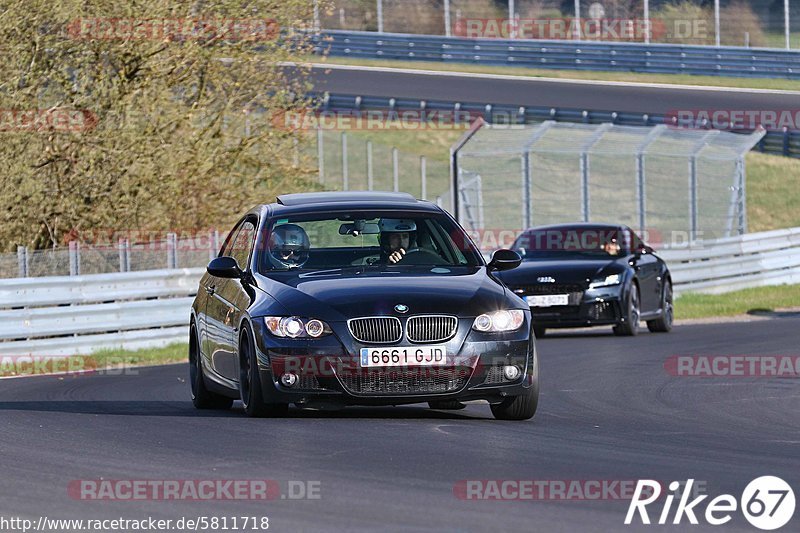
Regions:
[[496, 258, 625, 286], [253, 267, 513, 321]]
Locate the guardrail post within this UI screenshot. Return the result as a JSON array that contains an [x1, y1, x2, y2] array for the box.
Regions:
[[119, 238, 130, 272], [783, 127, 790, 156], [341, 131, 349, 191], [420, 156, 427, 199], [392, 147, 399, 192], [69, 241, 80, 276], [17, 246, 28, 278], [366, 140, 374, 191], [167, 233, 178, 269]]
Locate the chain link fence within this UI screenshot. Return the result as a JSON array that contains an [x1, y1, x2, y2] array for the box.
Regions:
[[454, 121, 766, 250], [317, 0, 800, 49]]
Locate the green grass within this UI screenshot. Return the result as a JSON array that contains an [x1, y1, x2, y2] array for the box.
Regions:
[[0, 343, 187, 377], [745, 152, 800, 232], [308, 55, 800, 92], [675, 284, 800, 319]]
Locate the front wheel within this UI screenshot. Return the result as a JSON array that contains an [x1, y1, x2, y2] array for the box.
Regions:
[[613, 283, 640, 337], [647, 280, 674, 333], [239, 324, 288, 418], [490, 386, 538, 420], [190, 323, 233, 410]]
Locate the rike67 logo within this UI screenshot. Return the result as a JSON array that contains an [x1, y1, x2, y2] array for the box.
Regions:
[[626, 477, 795, 530]]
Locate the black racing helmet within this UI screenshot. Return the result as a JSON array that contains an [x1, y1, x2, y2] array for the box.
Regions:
[[268, 223, 310, 269]]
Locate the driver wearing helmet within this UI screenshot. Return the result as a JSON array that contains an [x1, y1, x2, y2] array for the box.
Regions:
[[268, 223, 310, 269], [379, 218, 416, 264]]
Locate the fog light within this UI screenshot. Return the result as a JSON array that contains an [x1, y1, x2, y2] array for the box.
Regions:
[[280, 372, 298, 388], [503, 365, 521, 381]]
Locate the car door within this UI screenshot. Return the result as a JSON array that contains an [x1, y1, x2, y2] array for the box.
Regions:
[[629, 230, 661, 313], [203, 221, 246, 383], [215, 217, 258, 383]]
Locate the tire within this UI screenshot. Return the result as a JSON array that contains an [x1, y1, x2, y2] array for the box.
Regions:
[[238, 323, 288, 418], [613, 283, 640, 337], [189, 323, 233, 410], [428, 400, 466, 410], [647, 280, 674, 333], [533, 326, 546, 338], [491, 344, 539, 421]]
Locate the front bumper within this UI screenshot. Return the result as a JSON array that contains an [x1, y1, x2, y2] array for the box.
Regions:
[[251, 317, 536, 407], [519, 285, 624, 329]]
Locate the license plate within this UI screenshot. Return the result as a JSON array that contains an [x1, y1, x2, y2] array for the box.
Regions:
[[526, 294, 569, 307], [360, 346, 446, 368]]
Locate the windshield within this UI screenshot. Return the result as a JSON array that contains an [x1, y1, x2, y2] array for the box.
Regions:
[[512, 227, 627, 260], [257, 210, 483, 273]]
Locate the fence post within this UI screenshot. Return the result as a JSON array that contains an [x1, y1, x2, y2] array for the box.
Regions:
[[366, 140, 374, 191], [580, 152, 589, 222], [636, 153, 647, 234], [119, 238, 130, 272], [444, 0, 451, 36], [313, 0, 321, 33], [377, 0, 384, 33], [785, 0, 791, 50], [392, 147, 399, 192], [69, 241, 80, 276], [737, 157, 747, 234], [209, 230, 218, 261], [167, 232, 178, 269], [644, 0, 650, 44], [573, 0, 581, 41], [521, 153, 531, 229], [688, 156, 698, 241], [17, 246, 28, 278], [420, 156, 427, 199], [341, 131, 349, 191], [317, 126, 325, 183]]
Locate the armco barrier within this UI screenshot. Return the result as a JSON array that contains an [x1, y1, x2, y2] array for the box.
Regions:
[[317, 92, 800, 159], [1, 229, 799, 356], [0, 268, 203, 356], [313, 30, 800, 80]]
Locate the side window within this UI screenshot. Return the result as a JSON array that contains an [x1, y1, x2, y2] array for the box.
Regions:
[[229, 220, 256, 269]]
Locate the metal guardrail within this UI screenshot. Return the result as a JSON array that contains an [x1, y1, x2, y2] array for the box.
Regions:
[[313, 30, 800, 80], [318, 92, 800, 159], [661, 227, 800, 294], [2, 229, 799, 355], [0, 268, 203, 356]]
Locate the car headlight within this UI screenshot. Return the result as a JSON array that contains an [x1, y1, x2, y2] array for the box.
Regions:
[[472, 310, 525, 332], [589, 274, 621, 289], [264, 317, 332, 338]]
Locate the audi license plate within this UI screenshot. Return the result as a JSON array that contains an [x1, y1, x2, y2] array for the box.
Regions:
[[360, 346, 446, 368], [526, 294, 569, 307]]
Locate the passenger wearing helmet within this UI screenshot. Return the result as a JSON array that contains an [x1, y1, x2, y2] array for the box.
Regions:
[[268, 223, 310, 269], [379, 218, 417, 264]]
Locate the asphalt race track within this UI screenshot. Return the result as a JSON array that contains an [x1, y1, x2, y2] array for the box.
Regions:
[[1, 317, 798, 532], [305, 64, 800, 115]]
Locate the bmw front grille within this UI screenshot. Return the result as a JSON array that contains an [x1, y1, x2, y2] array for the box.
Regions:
[[347, 317, 403, 344], [406, 315, 458, 343], [347, 315, 458, 344]]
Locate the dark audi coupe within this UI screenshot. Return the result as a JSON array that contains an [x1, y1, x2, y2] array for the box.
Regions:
[[496, 223, 673, 337], [190, 192, 538, 420]]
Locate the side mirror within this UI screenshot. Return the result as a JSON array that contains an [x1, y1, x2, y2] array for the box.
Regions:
[[488, 249, 522, 271], [207, 256, 243, 279]]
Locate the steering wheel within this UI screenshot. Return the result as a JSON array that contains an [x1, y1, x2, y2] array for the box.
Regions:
[[396, 248, 443, 265]]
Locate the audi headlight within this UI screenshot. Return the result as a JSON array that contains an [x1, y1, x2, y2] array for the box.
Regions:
[[264, 317, 332, 338], [472, 310, 525, 332], [589, 274, 621, 289]]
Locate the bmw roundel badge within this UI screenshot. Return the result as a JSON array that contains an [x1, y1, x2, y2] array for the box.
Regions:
[[394, 304, 409, 314]]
